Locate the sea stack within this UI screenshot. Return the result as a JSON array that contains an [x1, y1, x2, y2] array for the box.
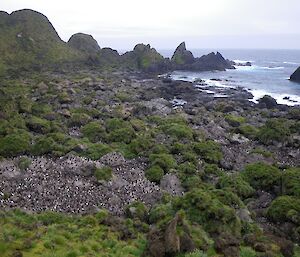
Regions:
[[290, 67, 300, 82]]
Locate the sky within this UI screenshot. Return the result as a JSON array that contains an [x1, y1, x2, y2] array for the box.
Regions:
[[1, 0, 300, 50]]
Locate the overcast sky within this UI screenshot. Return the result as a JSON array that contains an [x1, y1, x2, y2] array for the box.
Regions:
[[2, 0, 300, 50]]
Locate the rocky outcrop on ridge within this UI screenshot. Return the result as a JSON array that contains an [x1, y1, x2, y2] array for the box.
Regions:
[[68, 33, 101, 55]]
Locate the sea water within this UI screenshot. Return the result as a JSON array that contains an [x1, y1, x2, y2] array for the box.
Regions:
[[160, 49, 300, 106]]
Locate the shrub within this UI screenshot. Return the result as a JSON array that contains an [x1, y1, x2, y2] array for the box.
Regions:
[[69, 113, 91, 127], [258, 119, 291, 144], [267, 196, 300, 224], [282, 168, 300, 197], [203, 163, 223, 176], [145, 165, 164, 183], [0, 130, 31, 157], [225, 114, 246, 127], [241, 162, 281, 191], [173, 188, 241, 236], [108, 127, 136, 144], [17, 157, 32, 171], [161, 122, 193, 139], [181, 175, 202, 190], [250, 148, 273, 158], [193, 140, 223, 164], [217, 174, 255, 199], [81, 121, 105, 143], [31, 103, 52, 116], [18, 97, 33, 113], [240, 247, 257, 257], [82, 143, 111, 160], [149, 153, 176, 172], [26, 116, 51, 134], [237, 124, 259, 139], [94, 166, 112, 181], [178, 161, 197, 175], [105, 118, 125, 131], [125, 201, 148, 221], [211, 188, 244, 209], [149, 203, 174, 225], [127, 134, 154, 157]]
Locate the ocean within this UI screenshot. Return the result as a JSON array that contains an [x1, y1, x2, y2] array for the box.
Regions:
[[159, 49, 300, 106]]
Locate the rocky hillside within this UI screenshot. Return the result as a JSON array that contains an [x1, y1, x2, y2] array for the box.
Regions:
[[0, 9, 83, 74]]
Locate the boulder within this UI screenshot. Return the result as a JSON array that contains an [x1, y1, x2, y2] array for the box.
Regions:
[[68, 33, 101, 54], [171, 42, 194, 65], [258, 95, 278, 109], [290, 67, 300, 82]]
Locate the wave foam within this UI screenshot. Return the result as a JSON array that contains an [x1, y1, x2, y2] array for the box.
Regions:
[[248, 89, 300, 106]]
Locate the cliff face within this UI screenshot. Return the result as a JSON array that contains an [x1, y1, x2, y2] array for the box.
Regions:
[[290, 67, 300, 82]]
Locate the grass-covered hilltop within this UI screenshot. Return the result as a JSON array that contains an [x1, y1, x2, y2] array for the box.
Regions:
[[0, 8, 300, 257]]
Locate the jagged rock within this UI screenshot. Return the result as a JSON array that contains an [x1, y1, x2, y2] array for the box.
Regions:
[[160, 173, 184, 196], [191, 52, 235, 71], [290, 67, 300, 82], [68, 33, 101, 54], [164, 214, 181, 254], [147, 227, 166, 257], [171, 42, 194, 65], [146, 213, 195, 257]]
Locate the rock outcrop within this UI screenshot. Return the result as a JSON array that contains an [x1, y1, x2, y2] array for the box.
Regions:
[[170, 42, 234, 71], [146, 213, 196, 257], [171, 42, 194, 65], [68, 33, 101, 54], [122, 43, 170, 72], [290, 67, 300, 82]]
